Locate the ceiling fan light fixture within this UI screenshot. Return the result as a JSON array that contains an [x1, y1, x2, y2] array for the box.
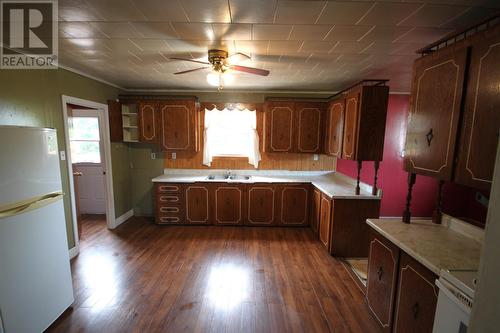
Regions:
[[206, 72, 220, 87], [206, 72, 234, 88]]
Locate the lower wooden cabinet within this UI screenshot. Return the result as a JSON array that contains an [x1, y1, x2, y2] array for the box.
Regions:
[[214, 185, 244, 225], [278, 184, 310, 226], [246, 184, 277, 226], [366, 232, 400, 332], [155, 183, 184, 225], [393, 253, 438, 333], [185, 185, 210, 224], [310, 187, 321, 234], [319, 194, 331, 249], [366, 231, 438, 333]]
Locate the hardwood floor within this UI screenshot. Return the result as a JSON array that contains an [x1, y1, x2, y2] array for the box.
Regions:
[[47, 216, 381, 333]]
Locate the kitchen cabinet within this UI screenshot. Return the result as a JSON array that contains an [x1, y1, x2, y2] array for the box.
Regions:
[[159, 99, 198, 152], [185, 184, 210, 224], [295, 102, 324, 153], [264, 99, 325, 154], [393, 253, 438, 333], [324, 98, 344, 157], [366, 232, 400, 332], [342, 85, 389, 162], [310, 187, 321, 234], [404, 42, 468, 180], [278, 184, 310, 226], [265, 101, 295, 152], [319, 194, 331, 249], [246, 184, 276, 226], [108, 100, 123, 142], [138, 102, 158, 143], [155, 183, 184, 224], [214, 184, 244, 225], [455, 24, 500, 190]]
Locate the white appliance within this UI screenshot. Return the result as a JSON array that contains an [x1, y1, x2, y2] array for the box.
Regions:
[[0, 126, 74, 333], [433, 270, 477, 333]]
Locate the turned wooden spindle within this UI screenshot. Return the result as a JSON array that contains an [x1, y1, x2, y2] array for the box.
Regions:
[[402, 173, 416, 224], [433, 180, 445, 224], [355, 160, 362, 195], [372, 160, 380, 195]]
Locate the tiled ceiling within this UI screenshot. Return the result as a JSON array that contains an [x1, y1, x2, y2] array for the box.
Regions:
[[57, 0, 500, 92]]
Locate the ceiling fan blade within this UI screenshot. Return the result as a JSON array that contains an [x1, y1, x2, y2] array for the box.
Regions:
[[229, 65, 270, 76], [169, 57, 210, 65], [228, 52, 251, 60], [174, 66, 210, 75]]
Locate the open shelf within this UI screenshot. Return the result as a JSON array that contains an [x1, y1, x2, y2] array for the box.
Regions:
[[122, 103, 139, 143]]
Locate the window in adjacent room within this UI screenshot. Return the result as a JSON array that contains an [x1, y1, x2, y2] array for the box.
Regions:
[[69, 116, 102, 163], [203, 107, 261, 168]]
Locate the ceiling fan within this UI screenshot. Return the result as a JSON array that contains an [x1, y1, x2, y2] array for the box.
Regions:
[[170, 49, 270, 90]]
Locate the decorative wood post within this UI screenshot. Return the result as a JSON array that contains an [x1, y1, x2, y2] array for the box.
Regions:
[[402, 173, 416, 223], [372, 160, 380, 195], [433, 180, 445, 224], [355, 160, 362, 195]]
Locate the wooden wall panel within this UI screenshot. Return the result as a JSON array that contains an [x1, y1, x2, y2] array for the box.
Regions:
[[164, 103, 336, 170]]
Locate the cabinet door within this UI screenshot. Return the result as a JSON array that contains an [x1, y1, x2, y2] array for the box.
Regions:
[[247, 185, 276, 226], [265, 101, 294, 152], [343, 91, 360, 160], [108, 100, 123, 142], [138, 102, 158, 142], [159, 100, 197, 152], [214, 185, 244, 225], [185, 185, 210, 224], [310, 187, 321, 234], [325, 99, 344, 157], [319, 194, 331, 249], [455, 25, 500, 190], [366, 233, 400, 332], [393, 253, 438, 333], [404, 44, 468, 180], [296, 102, 323, 153], [279, 185, 309, 226]]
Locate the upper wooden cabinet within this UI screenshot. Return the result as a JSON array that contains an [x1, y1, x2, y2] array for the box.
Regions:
[[404, 43, 468, 180], [324, 98, 344, 157], [295, 102, 324, 153], [159, 99, 198, 152], [455, 24, 500, 190], [264, 99, 325, 154], [108, 100, 123, 142], [138, 102, 158, 143], [342, 85, 389, 161]]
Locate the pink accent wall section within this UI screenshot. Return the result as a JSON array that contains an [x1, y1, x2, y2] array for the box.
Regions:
[[336, 94, 439, 217]]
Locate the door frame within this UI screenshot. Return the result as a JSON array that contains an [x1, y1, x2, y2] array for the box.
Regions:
[[61, 95, 116, 258]]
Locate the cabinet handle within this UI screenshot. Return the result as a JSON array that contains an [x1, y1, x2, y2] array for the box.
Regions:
[[377, 266, 383, 280], [412, 302, 420, 319], [160, 207, 179, 213], [426, 128, 434, 147]]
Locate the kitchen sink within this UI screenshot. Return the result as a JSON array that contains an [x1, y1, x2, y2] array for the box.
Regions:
[[228, 175, 251, 180], [205, 174, 251, 181]]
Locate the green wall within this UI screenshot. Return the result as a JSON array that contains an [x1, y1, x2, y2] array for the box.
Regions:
[[0, 68, 131, 248]]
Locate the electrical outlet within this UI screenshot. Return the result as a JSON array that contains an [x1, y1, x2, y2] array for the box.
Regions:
[[475, 192, 489, 207], [59, 151, 66, 160], [151, 152, 156, 160], [172, 152, 177, 160], [313, 154, 319, 161]]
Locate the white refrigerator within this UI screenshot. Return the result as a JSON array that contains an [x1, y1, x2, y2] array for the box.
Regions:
[[0, 126, 74, 333]]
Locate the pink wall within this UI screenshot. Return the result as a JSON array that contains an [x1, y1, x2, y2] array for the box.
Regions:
[[336, 94, 438, 217]]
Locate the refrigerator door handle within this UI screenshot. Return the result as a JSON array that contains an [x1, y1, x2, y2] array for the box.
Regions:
[[0, 191, 63, 219]]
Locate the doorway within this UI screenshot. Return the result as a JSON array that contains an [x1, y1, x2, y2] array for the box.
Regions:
[[62, 96, 115, 258]]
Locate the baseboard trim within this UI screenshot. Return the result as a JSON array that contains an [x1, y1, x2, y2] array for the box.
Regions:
[[115, 209, 134, 228], [69, 245, 79, 260]]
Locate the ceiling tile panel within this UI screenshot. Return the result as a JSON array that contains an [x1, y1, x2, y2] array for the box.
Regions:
[[59, 22, 108, 38], [212, 24, 252, 40], [235, 40, 269, 54], [299, 41, 336, 53], [131, 22, 179, 39], [441, 6, 496, 29], [91, 22, 142, 39], [275, 1, 326, 24], [84, 0, 146, 21], [324, 25, 373, 42], [289, 25, 333, 41], [252, 24, 292, 40], [180, 0, 231, 23], [129, 39, 171, 52], [399, 4, 469, 27], [59, 0, 104, 21], [397, 27, 453, 43], [359, 26, 413, 42], [229, 0, 277, 24], [317, 1, 373, 25], [330, 41, 373, 54], [131, 0, 188, 21], [268, 40, 303, 54], [171, 22, 214, 40], [358, 2, 423, 26]]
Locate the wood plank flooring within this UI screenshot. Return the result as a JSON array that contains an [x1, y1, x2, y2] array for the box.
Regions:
[[47, 216, 381, 333]]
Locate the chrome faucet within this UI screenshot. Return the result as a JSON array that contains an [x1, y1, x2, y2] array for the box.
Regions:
[[224, 169, 233, 179]]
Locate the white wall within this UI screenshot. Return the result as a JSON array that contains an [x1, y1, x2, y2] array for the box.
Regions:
[[469, 140, 500, 332]]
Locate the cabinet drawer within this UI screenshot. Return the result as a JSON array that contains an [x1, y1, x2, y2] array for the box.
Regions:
[[157, 184, 182, 194], [158, 206, 182, 214], [157, 216, 182, 224], [158, 194, 182, 204]]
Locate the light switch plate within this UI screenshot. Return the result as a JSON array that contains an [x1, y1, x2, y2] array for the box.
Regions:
[[151, 152, 156, 160], [172, 152, 176, 160], [59, 151, 66, 160], [313, 154, 319, 161]]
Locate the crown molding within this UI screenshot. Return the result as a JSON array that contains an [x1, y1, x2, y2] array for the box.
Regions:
[[58, 64, 125, 90]]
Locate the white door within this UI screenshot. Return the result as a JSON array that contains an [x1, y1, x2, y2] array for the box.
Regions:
[[69, 109, 107, 214]]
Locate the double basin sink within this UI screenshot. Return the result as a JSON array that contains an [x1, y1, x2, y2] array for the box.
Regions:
[[206, 174, 251, 181]]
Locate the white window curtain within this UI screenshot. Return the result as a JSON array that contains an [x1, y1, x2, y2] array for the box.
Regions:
[[203, 108, 261, 168]]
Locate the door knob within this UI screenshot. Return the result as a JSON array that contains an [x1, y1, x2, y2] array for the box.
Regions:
[[73, 171, 83, 176]]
